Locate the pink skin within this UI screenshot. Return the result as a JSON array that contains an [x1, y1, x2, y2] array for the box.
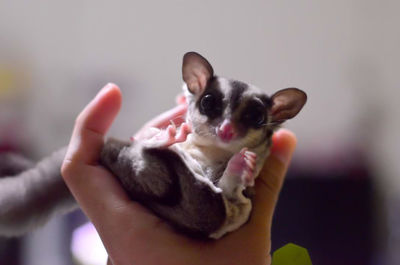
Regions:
[[217, 120, 235, 143], [216, 120, 257, 187], [132, 122, 192, 148], [131, 95, 189, 144], [134, 101, 188, 141], [225, 147, 257, 187], [61, 84, 297, 265]]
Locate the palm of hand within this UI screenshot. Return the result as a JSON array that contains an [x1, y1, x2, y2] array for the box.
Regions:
[[62, 84, 295, 265]]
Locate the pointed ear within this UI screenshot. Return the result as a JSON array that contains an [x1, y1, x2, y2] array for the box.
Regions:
[[182, 52, 214, 95], [270, 88, 307, 123]]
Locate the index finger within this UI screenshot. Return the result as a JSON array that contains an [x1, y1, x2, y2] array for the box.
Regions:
[[64, 83, 122, 166], [250, 129, 297, 228]]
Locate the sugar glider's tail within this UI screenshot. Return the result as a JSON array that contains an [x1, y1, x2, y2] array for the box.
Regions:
[[0, 148, 77, 237], [0, 152, 34, 176]]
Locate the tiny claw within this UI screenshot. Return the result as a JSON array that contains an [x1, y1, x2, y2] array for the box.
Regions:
[[166, 124, 177, 136], [240, 148, 248, 155], [244, 155, 255, 164], [245, 151, 256, 158], [174, 122, 191, 143], [244, 158, 254, 169]]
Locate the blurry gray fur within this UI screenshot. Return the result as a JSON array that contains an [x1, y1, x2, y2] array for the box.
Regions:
[[0, 52, 307, 238], [0, 148, 77, 237], [0, 152, 34, 176], [0, 140, 226, 238]]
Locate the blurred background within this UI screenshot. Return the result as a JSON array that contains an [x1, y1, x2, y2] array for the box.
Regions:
[[0, 0, 399, 264]]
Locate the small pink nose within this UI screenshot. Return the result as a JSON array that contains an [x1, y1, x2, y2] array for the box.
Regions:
[[217, 121, 235, 142]]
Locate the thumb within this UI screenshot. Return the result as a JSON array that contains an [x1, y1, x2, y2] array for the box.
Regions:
[[251, 129, 297, 228], [63, 83, 122, 166]]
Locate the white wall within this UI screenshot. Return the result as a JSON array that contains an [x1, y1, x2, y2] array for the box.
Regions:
[[0, 1, 390, 150], [1, 0, 398, 185]]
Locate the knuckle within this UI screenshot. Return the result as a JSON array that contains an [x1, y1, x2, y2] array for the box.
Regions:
[[74, 114, 84, 127], [74, 111, 88, 129], [61, 160, 77, 181]]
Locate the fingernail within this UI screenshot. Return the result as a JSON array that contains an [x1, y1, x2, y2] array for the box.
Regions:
[[270, 129, 296, 164], [175, 94, 186, 105]]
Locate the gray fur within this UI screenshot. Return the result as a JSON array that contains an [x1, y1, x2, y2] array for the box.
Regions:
[[0, 148, 76, 237], [0, 52, 307, 238], [0, 153, 34, 176], [100, 139, 226, 237]]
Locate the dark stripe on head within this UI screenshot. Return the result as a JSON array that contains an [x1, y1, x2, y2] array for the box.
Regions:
[[230, 80, 248, 111], [258, 95, 272, 109]]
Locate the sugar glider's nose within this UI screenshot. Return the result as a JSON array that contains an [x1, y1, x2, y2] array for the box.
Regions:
[[217, 120, 236, 143]]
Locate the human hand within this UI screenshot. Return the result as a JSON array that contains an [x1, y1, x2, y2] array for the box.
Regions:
[[61, 83, 297, 265]]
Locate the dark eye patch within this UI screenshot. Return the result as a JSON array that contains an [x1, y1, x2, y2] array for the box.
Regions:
[[230, 80, 248, 111], [197, 78, 224, 121], [199, 92, 223, 119], [240, 99, 267, 129]]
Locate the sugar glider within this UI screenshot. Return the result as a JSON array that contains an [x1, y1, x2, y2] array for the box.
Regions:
[[0, 52, 307, 239]]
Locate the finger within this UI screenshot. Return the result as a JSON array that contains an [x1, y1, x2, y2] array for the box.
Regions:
[[64, 83, 122, 165], [175, 93, 186, 105], [250, 129, 297, 228], [61, 83, 162, 229], [64, 163, 159, 226], [135, 104, 187, 137]]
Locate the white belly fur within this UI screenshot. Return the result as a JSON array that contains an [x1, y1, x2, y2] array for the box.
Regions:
[[170, 136, 260, 239]]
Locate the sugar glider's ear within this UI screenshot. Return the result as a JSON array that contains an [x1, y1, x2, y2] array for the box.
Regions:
[[182, 52, 214, 95], [270, 88, 307, 123]]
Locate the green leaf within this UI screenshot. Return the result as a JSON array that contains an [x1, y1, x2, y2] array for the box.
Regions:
[[272, 243, 312, 265]]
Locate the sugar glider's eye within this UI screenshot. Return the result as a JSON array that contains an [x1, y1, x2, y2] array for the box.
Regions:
[[199, 93, 223, 119], [201, 94, 215, 111], [242, 103, 266, 128]]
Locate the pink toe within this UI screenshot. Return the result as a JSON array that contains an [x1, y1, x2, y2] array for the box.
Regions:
[[240, 148, 248, 155], [185, 123, 192, 133], [167, 125, 176, 136], [244, 158, 254, 169], [175, 126, 189, 143], [182, 123, 191, 134], [245, 155, 255, 164], [245, 151, 256, 159]]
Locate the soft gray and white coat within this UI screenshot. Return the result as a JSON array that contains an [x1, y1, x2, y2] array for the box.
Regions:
[[0, 52, 307, 239]]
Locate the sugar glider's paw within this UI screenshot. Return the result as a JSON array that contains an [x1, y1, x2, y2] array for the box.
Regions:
[[138, 123, 191, 148], [226, 148, 257, 187], [131, 127, 160, 141], [241, 148, 257, 186]]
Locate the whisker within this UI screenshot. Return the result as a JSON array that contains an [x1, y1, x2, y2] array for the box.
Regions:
[[259, 121, 280, 127]]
